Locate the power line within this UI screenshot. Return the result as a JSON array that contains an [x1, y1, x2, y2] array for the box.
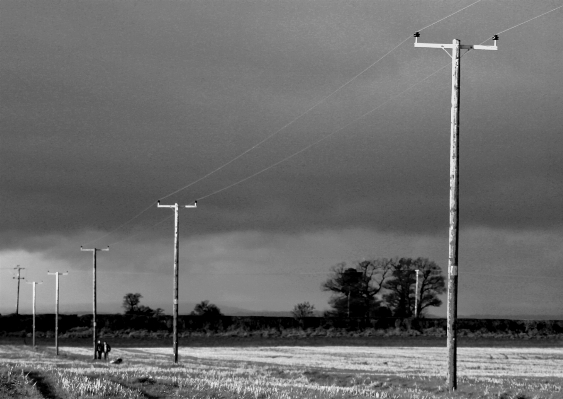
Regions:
[[83, 201, 157, 247], [470, 3, 563, 48], [76, 1, 487, 248], [158, 0, 487, 202], [416, 0, 485, 33], [106, 214, 173, 246], [462, 271, 563, 280], [196, 62, 451, 202], [159, 38, 412, 202], [63, 2, 561, 253], [193, 4, 562, 203], [496, 3, 563, 35], [78, 39, 411, 247], [59, 268, 563, 281]]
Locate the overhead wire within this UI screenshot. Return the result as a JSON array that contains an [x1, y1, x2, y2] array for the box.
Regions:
[[462, 271, 563, 280], [82, 201, 157, 247], [159, 0, 487, 203], [496, 3, 562, 35], [63, 3, 563, 281], [76, 0, 488, 248], [196, 62, 452, 201], [416, 0, 484, 32], [57, 267, 563, 281], [473, 2, 563, 47], [80, 38, 413, 247], [193, 2, 563, 202], [32, 0, 563, 309], [106, 214, 173, 246], [78, 40, 410, 247], [69, 2, 563, 258], [158, 36, 412, 202]]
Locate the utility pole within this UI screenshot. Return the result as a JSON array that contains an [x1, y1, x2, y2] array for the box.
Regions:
[[157, 200, 197, 363], [414, 269, 419, 319], [26, 281, 43, 348], [13, 266, 25, 315], [48, 271, 68, 355], [414, 32, 498, 391], [81, 246, 109, 360]]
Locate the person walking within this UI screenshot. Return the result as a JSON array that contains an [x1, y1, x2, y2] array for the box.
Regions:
[[96, 340, 103, 360], [103, 341, 111, 361]]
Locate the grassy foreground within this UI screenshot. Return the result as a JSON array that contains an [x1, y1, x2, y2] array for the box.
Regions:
[[0, 343, 562, 399]]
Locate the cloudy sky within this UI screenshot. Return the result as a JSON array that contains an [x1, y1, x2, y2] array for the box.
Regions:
[[1, 1, 562, 317]]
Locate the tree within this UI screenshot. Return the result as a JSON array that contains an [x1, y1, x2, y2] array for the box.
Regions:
[[191, 300, 222, 332], [292, 302, 316, 319], [413, 258, 446, 317], [191, 300, 222, 317], [122, 293, 160, 317], [122, 293, 143, 314], [322, 259, 393, 318], [136, 305, 155, 316], [383, 257, 445, 318], [382, 258, 414, 318]]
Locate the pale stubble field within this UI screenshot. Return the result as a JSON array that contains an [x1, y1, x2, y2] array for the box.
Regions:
[[1, 344, 562, 398]]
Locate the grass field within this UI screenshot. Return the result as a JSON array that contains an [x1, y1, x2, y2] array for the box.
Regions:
[[1, 342, 562, 398]]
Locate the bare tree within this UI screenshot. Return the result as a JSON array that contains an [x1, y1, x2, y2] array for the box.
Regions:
[[383, 258, 445, 318], [322, 259, 393, 318], [414, 258, 446, 317], [122, 293, 143, 314]]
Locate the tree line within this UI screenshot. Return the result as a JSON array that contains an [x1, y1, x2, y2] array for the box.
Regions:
[[123, 294, 222, 319], [123, 257, 445, 322], [317, 257, 445, 319]]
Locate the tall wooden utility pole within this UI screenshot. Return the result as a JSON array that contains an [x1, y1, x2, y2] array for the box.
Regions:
[[13, 266, 25, 315], [48, 271, 68, 355], [26, 281, 43, 348], [157, 200, 197, 363], [81, 246, 109, 360], [414, 32, 498, 391]]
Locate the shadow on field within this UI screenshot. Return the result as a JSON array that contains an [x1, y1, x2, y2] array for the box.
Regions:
[[25, 371, 59, 399], [38, 346, 96, 364], [107, 376, 170, 399]]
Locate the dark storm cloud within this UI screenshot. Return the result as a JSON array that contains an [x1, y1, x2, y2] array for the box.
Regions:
[[1, 0, 563, 251]]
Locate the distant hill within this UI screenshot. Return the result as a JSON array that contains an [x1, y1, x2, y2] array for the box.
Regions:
[[6, 302, 559, 321], [43, 302, 294, 317], [462, 313, 563, 321], [225, 309, 293, 317], [183, 304, 294, 317]]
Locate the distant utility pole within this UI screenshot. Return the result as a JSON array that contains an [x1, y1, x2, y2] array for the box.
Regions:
[[157, 200, 197, 364], [414, 32, 498, 391], [81, 246, 109, 360], [48, 271, 68, 355], [347, 290, 351, 319], [414, 269, 419, 319], [26, 281, 43, 348], [13, 266, 25, 315]]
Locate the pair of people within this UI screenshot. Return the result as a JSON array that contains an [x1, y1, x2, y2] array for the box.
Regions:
[[96, 340, 111, 360]]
